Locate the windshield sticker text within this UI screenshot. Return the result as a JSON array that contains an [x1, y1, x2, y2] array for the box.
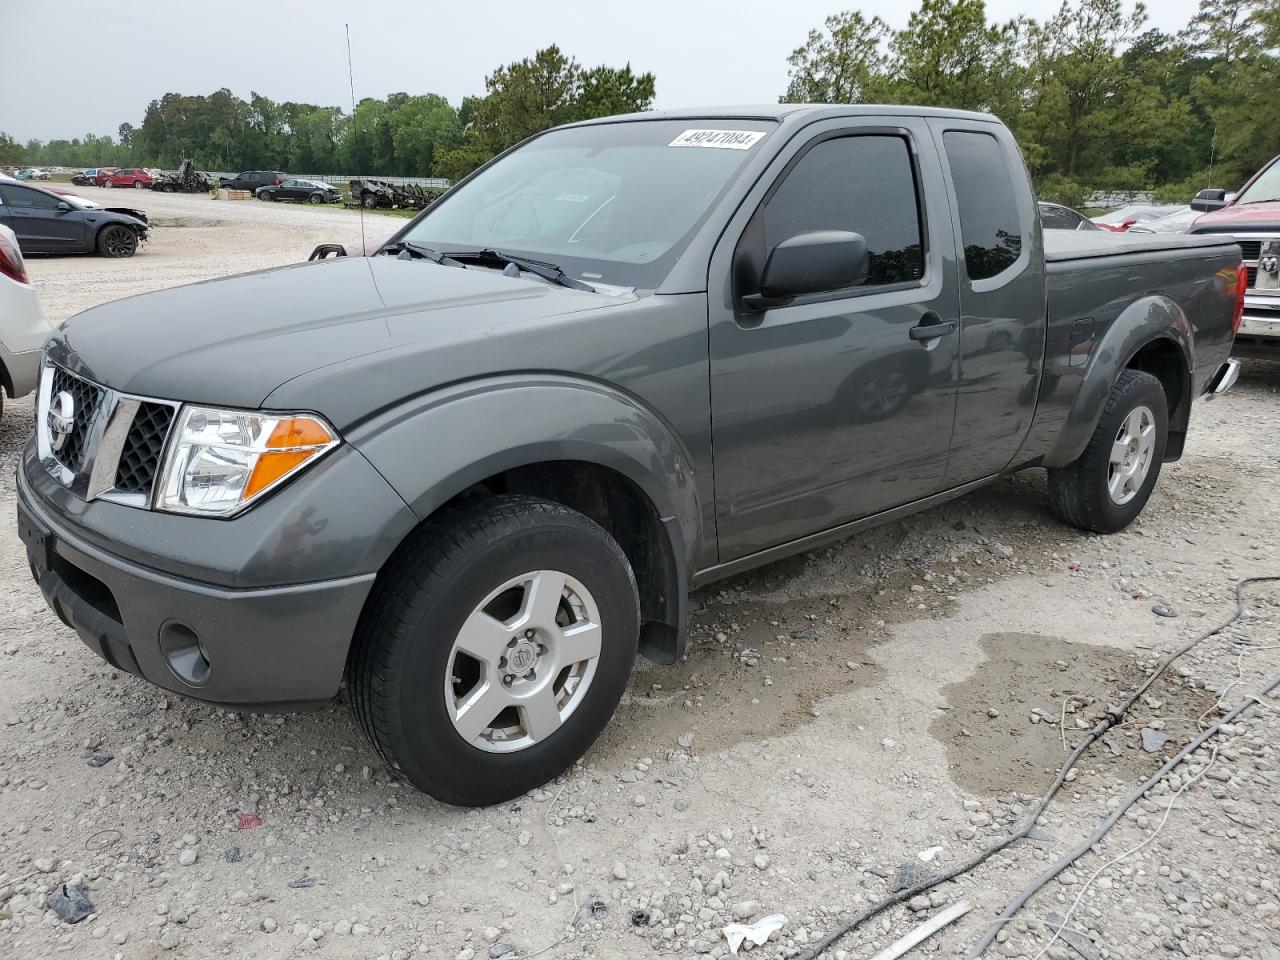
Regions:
[[668, 129, 765, 150]]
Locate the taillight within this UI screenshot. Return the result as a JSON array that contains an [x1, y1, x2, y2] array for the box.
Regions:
[[1232, 262, 1247, 335], [0, 230, 29, 285]]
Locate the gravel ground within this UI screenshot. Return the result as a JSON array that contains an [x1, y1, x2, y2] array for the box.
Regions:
[[1, 192, 1277, 960]]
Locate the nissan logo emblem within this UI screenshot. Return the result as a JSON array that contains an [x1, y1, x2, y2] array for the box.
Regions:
[[47, 390, 75, 453]]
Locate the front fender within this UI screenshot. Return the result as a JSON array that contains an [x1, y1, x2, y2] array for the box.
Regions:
[[1044, 294, 1192, 468], [347, 374, 703, 572]]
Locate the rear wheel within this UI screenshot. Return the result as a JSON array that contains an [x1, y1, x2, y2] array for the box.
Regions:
[[349, 496, 639, 806], [1047, 369, 1168, 533], [96, 224, 138, 258]]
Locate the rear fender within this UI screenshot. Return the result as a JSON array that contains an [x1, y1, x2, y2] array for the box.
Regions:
[[1044, 294, 1192, 468], [348, 373, 701, 607]]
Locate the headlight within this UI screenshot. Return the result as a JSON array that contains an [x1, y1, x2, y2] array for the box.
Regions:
[[156, 406, 338, 517]]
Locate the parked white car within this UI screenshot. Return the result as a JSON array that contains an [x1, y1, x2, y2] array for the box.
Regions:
[[0, 224, 55, 419]]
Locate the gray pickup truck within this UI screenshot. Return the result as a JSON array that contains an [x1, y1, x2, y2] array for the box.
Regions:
[[18, 106, 1243, 805]]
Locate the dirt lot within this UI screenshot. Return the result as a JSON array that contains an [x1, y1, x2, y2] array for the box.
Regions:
[[2, 190, 1278, 960]]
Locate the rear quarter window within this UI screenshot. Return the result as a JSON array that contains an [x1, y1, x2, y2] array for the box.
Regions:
[[943, 131, 1024, 281]]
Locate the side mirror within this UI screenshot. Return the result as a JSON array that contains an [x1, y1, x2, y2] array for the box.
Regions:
[[56, 201, 70, 211], [1190, 188, 1228, 212], [750, 230, 870, 307]]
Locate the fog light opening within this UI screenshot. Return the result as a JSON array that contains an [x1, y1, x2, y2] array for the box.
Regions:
[[160, 621, 210, 687]]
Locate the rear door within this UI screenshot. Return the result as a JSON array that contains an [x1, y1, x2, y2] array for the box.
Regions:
[[708, 117, 962, 560], [927, 119, 1045, 484]]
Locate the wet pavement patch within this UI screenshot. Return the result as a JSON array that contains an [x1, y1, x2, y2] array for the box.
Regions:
[[930, 633, 1215, 795]]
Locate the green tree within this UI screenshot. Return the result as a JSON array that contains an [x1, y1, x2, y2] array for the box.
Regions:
[[437, 46, 655, 180], [570, 64, 657, 122], [389, 94, 462, 176], [780, 11, 891, 103], [887, 0, 1024, 112], [0, 132, 24, 166]]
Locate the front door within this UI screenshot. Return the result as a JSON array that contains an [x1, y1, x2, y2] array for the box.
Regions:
[[0, 184, 86, 252], [709, 119, 962, 561]]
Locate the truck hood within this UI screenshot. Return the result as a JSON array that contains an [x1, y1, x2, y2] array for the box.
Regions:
[[51, 255, 623, 410], [1190, 201, 1280, 231]]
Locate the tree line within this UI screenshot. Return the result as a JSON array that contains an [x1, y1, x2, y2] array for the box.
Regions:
[[3, 0, 1278, 204], [783, 0, 1279, 205], [1, 45, 655, 182]]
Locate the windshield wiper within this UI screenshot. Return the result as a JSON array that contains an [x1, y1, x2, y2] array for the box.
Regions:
[[447, 249, 596, 292], [380, 240, 467, 268]]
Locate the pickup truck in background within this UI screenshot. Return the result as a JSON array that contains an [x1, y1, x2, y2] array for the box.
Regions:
[[1189, 152, 1280, 358], [17, 106, 1244, 806]]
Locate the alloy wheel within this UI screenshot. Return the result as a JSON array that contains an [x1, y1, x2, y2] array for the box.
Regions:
[[1107, 404, 1156, 505], [445, 570, 602, 753]]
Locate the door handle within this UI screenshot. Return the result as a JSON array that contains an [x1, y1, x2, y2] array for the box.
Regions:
[[909, 313, 957, 341]]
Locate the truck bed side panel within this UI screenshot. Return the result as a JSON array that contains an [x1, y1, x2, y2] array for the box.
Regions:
[[1019, 239, 1239, 468]]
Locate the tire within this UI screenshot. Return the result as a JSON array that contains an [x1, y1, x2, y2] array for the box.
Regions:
[[1047, 369, 1168, 534], [361, 192, 378, 208], [133, 181, 145, 189], [257, 190, 271, 201], [349, 496, 640, 806], [96, 224, 138, 258], [309, 193, 323, 204], [102, 179, 114, 188]]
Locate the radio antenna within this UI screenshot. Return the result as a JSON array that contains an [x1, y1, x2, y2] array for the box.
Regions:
[[345, 23, 366, 254]]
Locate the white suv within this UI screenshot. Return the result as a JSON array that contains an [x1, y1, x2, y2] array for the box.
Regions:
[[0, 224, 55, 419]]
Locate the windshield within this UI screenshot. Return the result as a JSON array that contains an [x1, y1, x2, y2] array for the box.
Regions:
[[1236, 157, 1280, 205], [398, 119, 774, 288]]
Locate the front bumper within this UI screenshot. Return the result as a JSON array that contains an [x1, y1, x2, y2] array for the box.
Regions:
[[1233, 294, 1280, 359], [16, 459, 389, 710]]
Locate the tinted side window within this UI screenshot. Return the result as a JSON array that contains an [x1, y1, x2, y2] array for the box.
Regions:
[[762, 135, 924, 288], [943, 131, 1023, 280], [0, 185, 61, 210]]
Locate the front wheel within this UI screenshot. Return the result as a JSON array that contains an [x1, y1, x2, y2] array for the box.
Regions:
[[1047, 369, 1168, 533], [96, 224, 138, 258], [134, 181, 145, 189], [349, 496, 639, 806], [102, 179, 114, 188], [361, 192, 378, 208], [309, 193, 324, 204]]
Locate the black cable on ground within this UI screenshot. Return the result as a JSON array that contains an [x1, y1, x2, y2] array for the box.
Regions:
[[794, 575, 1280, 960], [964, 668, 1280, 959]]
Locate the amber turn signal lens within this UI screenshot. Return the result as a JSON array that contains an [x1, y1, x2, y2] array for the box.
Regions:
[[244, 449, 316, 499], [266, 416, 334, 448]]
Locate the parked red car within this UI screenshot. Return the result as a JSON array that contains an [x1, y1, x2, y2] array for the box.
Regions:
[[96, 168, 152, 189]]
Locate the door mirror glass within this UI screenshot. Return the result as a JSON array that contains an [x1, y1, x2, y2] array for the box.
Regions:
[[757, 230, 869, 301], [1190, 188, 1227, 212], [56, 201, 71, 211]]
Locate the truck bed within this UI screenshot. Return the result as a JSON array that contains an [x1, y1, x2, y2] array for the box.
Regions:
[[1043, 230, 1238, 262]]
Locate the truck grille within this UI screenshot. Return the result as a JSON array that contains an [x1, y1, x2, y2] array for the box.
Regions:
[[49, 366, 104, 473], [37, 362, 179, 507], [114, 402, 176, 495], [1196, 234, 1278, 292]]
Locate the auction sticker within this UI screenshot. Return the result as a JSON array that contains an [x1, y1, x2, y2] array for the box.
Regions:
[[668, 129, 766, 150]]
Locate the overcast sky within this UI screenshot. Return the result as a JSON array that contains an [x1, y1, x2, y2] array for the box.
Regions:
[[2, 0, 1202, 142]]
